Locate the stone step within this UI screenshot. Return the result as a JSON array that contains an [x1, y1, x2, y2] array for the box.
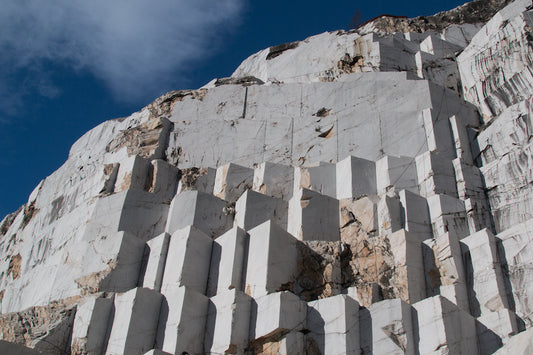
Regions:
[[424, 232, 470, 312], [307, 294, 360, 354], [399, 189, 432, 240], [165, 190, 233, 238], [245, 221, 299, 298], [208, 226, 248, 296], [205, 289, 252, 354], [413, 295, 478, 354], [288, 187, 340, 241], [376, 155, 418, 196], [142, 232, 170, 292], [427, 193, 470, 239], [235, 189, 288, 230], [253, 161, 294, 200], [362, 299, 416, 355], [157, 286, 209, 355], [77, 231, 146, 293], [214, 163, 254, 203], [71, 295, 114, 355], [336, 156, 377, 200], [460, 228, 521, 349], [416, 151, 458, 198], [461, 229, 511, 316], [105, 288, 163, 355], [295, 161, 337, 198], [159, 226, 212, 295], [250, 291, 307, 346], [389, 229, 426, 304]]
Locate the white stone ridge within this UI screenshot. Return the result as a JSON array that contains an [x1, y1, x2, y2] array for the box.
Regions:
[[2, 0, 533, 354]]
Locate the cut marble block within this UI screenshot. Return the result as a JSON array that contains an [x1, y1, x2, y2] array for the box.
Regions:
[[106, 288, 162, 355], [413, 295, 478, 355], [376, 155, 417, 195], [464, 197, 493, 235], [214, 163, 254, 203], [210, 227, 248, 295], [245, 221, 298, 298], [143, 232, 170, 292], [114, 155, 150, 193], [165, 190, 232, 238], [363, 299, 415, 355], [478, 308, 519, 352], [82, 231, 146, 293], [71, 295, 114, 355], [84, 189, 171, 241], [307, 294, 360, 355], [415, 151, 458, 198], [159, 286, 209, 355], [452, 158, 486, 201], [294, 162, 336, 198], [288, 188, 340, 241], [427, 194, 470, 239], [449, 115, 474, 165], [430, 232, 470, 312], [253, 162, 294, 200], [235, 189, 288, 230], [461, 229, 509, 315], [252, 291, 307, 341], [419, 34, 463, 57], [160, 226, 212, 295], [399, 189, 432, 239], [205, 289, 252, 355], [146, 159, 180, 199], [377, 195, 403, 236], [336, 156, 377, 200], [176, 167, 216, 194], [389, 229, 425, 303]]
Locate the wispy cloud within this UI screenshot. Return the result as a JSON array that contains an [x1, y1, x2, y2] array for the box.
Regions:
[[0, 0, 244, 117]]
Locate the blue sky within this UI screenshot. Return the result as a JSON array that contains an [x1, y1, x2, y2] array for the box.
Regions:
[[0, 0, 467, 218]]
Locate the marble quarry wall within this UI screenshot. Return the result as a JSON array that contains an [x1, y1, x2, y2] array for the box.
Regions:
[[1, 0, 533, 354]]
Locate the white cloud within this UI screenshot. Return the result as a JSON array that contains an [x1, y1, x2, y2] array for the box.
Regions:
[[0, 0, 244, 114]]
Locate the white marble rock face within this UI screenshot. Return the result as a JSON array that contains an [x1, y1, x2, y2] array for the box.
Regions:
[[2, 0, 533, 354]]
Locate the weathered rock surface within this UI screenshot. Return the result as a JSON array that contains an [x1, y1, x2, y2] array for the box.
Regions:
[[2, 0, 533, 353]]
